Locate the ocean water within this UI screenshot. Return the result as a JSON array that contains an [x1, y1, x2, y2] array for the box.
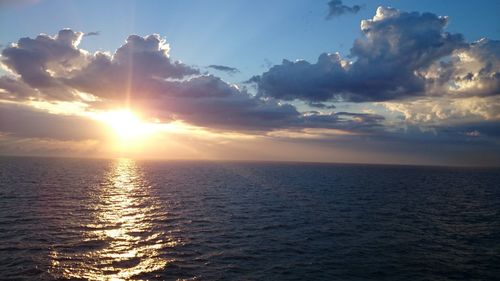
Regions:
[[0, 157, 499, 280]]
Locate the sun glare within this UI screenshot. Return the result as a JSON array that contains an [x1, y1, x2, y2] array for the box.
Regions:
[[100, 110, 153, 141]]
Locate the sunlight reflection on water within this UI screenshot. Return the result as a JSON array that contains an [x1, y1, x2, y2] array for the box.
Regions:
[[49, 158, 174, 280]]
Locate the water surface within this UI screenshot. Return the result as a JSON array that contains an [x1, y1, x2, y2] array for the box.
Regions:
[[0, 157, 499, 280]]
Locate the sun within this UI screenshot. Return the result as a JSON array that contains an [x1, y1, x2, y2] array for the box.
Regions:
[[100, 110, 153, 141]]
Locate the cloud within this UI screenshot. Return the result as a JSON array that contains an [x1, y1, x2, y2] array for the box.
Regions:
[[300, 111, 385, 131], [382, 96, 500, 124], [0, 103, 107, 141], [0, 15, 498, 165], [326, 0, 362, 18], [207, 64, 240, 75], [1, 29, 85, 87], [253, 7, 481, 103], [0, 76, 39, 101], [250, 52, 349, 102], [1, 31, 199, 102], [0, 30, 383, 134], [66, 34, 199, 99], [136, 75, 306, 131], [424, 38, 500, 97], [1, 29, 87, 100], [0, 16, 496, 164], [307, 102, 336, 109], [107, 74, 384, 132], [84, 31, 100, 37]]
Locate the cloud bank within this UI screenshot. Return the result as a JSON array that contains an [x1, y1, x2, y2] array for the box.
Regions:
[[0, 30, 383, 136]]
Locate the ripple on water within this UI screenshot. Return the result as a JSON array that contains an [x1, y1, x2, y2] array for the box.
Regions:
[[0, 157, 499, 280]]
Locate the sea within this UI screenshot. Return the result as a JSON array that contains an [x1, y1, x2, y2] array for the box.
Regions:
[[0, 156, 499, 280]]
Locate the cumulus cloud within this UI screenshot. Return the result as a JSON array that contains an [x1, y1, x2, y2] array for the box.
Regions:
[[250, 53, 349, 101], [326, 0, 362, 18], [382, 96, 500, 124], [0, 31, 199, 102], [64, 34, 199, 100], [0, 29, 89, 102], [1, 29, 86, 88], [207, 64, 240, 75], [0, 30, 384, 135], [253, 7, 497, 103], [424, 38, 500, 97], [249, 6, 499, 150]]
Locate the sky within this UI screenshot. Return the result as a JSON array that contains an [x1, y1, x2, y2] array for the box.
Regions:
[[0, 0, 499, 166]]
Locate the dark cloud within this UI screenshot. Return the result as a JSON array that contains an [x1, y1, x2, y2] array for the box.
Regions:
[[326, 0, 362, 18], [207, 64, 240, 75], [348, 7, 466, 100], [131, 75, 304, 131], [253, 7, 479, 103], [307, 102, 336, 109], [84, 31, 100, 37], [112, 75, 384, 132], [250, 53, 348, 102]]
